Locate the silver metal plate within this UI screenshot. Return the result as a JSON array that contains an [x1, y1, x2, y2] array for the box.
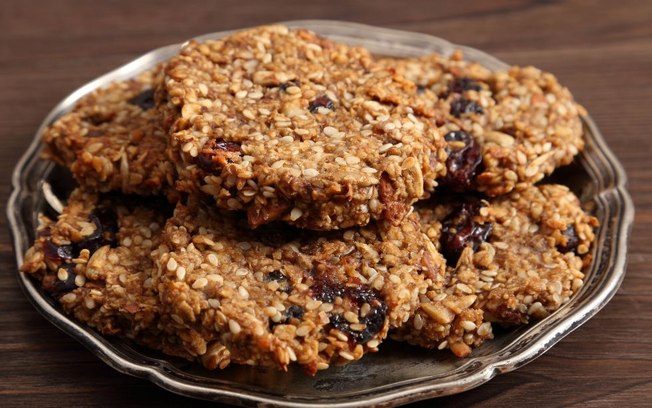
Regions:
[[7, 20, 634, 408]]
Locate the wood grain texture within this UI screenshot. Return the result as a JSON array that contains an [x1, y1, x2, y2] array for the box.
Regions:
[[1, 0, 651, 406]]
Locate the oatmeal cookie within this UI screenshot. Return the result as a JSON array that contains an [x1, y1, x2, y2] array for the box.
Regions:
[[20, 189, 190, 360], [393, 184, 597, 354], [151, 196, 445, 374], [380, 52, 586, 196], [161, 25, 446, 230], [42, 66, 176, 196]]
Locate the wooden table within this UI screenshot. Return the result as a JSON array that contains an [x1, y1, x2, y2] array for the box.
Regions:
[[1, 0, 650, 406]]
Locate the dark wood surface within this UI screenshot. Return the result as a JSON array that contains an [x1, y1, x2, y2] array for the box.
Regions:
[[1, 1, 651, 406]]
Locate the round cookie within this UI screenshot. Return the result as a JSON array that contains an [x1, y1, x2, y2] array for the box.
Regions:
[[161, 25, 447, 230], [380, 52, 586, 196], [42, 66, 176, 196], [151, 196, 445, 374], [21, 189, 191, 361], [392, 184, 597, 353]]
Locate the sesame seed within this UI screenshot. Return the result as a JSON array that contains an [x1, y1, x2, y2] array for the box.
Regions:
[[319, 303, 334, 312], [366, 339, 380, 349], [461, 320, 477, 331], [323, 126, 338, 136], [61, 293, 77, 303], [287, 347, 297, 362], [296, 325, 311, 337], [344, 311, 359, 323], [306, 299, 321, 311], [238, 286, 250, 299], [303, 168, 319, 178], [271, 160, 286, 169], [84, 298, 96, 309], [437, 340, 448, 350], [166, 257, 178, 272], [176, 266, 187, 281], [456, 283, 473, 294], [228, 320, 242, 335], [290, 208, 303, 221], [208, 298, 221, 308], [349, 323, 366, 332], [235, 90, 248, 98], [316, 362, 330, 370], [57, 268, 68, 281], [338, 351, 355, 361], [207, 253, 219, 266], [192, 278, 208, 289], [74, 274, 86, 287]]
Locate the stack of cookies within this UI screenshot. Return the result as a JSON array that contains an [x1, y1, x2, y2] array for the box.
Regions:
[[21, 25, 598, 375]]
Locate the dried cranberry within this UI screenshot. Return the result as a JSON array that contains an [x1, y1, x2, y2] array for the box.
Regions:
[[450, 98, 483, 118], [77, 207, 118, 252], [279, 79, 301, 91], [127, 89, 156, 110], [557, 225, 579, 254], [308, 95, 335, 113], [286, 305, 304, 320], [441, 130, 482, 192], [311, 277, 344, 303], [44, 263, 77, 296], [196, 139, 241, 173], [43, 240, 74, 262], [440, 199, 493, 265], [449, 77, 481, 94], [311, 278, 387, 344]]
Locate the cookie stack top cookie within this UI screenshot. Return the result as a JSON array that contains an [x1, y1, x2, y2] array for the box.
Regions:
[[160, 25, 446, 230]]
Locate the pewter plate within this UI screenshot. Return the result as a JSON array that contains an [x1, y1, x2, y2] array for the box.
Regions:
[[7, 20, 633, 407]]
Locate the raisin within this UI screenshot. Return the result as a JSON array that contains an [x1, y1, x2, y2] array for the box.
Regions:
[[450, 98, 483, 117], [308, 95, 335, 113], [448, 77, 481, 94], [311, 278, 387, 344], [265, 270, 292, 293], [441, 130, 482, 192], [440, 199, 493, 265], [557, 225, 579, 254], [279, 79, 300, 91], [127, 89, 155, 110]]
